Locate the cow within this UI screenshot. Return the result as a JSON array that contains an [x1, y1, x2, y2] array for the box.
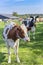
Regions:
[[3, 22, 30, 63], [22, 16, 39, 40]]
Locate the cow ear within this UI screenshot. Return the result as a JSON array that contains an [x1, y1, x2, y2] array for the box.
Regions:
[[30, 16, 33, 18], [36, 16, 39, 18]]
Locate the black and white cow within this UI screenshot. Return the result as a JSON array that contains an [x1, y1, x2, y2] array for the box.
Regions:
[[22, 16, 39, 39]]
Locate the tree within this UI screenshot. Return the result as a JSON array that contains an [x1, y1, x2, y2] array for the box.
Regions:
[[13, 12, 18, 16]]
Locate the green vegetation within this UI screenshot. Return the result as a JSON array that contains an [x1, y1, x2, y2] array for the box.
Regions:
[[12, 12, 43, 18], [12, 12, 30, 18], [0, 21, 43, 65]]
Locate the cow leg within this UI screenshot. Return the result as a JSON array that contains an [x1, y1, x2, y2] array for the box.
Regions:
[[7, 46, 11, 63], [28, 31, 30, 39], [14, 39, 20, 63], [31, 26, 35, 39], [32, 30, 35, 39]]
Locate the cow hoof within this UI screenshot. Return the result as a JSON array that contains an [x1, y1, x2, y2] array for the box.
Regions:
[[8, 60, 11, 63], [17, 60, 20, 63], [17, 58, 20, 63]]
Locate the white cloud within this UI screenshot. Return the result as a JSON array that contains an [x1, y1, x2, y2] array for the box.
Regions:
[[0, 0, 43, 14]]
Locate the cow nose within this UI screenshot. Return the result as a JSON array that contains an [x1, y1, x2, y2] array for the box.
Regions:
[[26, 38, 30, 42], [26, 40, 29, 42]]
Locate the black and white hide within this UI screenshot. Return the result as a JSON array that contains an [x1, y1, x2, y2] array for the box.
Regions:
[[22, 16, 39, 40]]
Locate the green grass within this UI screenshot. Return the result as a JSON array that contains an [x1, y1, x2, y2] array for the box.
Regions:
[[0, 21, 43, 65]]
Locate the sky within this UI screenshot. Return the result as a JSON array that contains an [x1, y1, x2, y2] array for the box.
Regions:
[[0, 0, 43, 14]]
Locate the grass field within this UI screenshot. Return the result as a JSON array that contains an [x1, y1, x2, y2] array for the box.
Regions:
[[0, 21, 43, 65]]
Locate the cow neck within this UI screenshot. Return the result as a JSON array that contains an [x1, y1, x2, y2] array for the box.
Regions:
[[27, 27, 31, 31]]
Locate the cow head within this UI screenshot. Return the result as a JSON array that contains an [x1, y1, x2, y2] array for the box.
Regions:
[[29, 15, 39, 27], [16, 24, 30, 41], [30, 15, 39, 23]]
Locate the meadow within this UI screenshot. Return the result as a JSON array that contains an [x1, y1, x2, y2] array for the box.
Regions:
[[0, 21, 43, 65]]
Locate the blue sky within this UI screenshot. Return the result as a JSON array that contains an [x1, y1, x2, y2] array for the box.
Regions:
[[0, 0, 43, 14]]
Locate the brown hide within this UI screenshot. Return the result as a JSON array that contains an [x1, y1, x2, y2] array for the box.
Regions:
[[7, 25, 25, 42]]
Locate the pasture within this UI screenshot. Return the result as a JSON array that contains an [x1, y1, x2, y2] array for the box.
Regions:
[[0, 21, 43, 65]]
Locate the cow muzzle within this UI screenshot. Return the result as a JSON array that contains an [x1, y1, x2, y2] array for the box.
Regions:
[[26, 37, 30, 42], [23, 37, 30, 42]]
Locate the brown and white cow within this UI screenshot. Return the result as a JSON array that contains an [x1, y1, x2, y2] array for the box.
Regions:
[[3, 22, 30, 63]]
